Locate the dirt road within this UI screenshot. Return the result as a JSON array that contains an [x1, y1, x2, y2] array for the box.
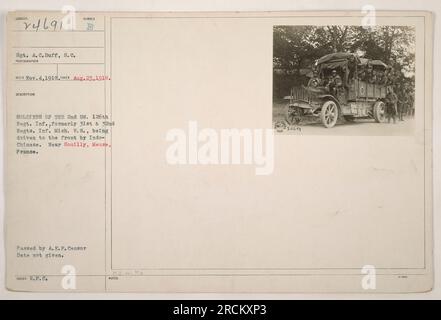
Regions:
[[273, 101, 415, 136]]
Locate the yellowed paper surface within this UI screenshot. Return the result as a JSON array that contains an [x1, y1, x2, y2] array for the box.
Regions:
[[5, 11, 433, 292]]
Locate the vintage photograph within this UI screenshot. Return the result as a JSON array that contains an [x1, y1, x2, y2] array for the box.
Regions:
[[273, 25, 416, 134], [4, 9, 434, 296]]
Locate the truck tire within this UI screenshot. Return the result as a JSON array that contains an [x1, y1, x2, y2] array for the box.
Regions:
[[320, 100, 339, 128], [373, 101, 386, 123]]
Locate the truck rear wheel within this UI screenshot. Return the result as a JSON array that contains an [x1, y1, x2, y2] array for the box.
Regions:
[[373, 101, 386, 123], [320, 100, 339, 128]]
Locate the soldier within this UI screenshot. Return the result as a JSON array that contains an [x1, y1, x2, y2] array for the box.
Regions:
[[345, 55, 357, 86], [382, 70, 386, 84], [382, 69, 390, 85], [401, 91, 410, 120], [387, 68, 397, 86], [364, 64, 373, 82], [404, 86, 415, 117], [409, 89, 415, 117], [376, 70, 384, 85], [369, 69, 378, 84], [343, 65, 350, 87], [398, 84, 410, 121], [327, 69, 342, 95], [385, 87, 398, 124], [357, 65, 366, 81], [307, 70, 321, 87], [397, 87, 405, 121]]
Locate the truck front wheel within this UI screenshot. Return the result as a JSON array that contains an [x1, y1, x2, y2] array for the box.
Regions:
[[320, 100, 339, 128]]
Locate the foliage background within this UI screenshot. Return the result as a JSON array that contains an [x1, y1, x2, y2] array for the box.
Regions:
[[273, 26, 416, 100]]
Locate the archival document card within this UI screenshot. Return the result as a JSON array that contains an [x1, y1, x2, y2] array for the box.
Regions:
[[5, 11, 433, 292]]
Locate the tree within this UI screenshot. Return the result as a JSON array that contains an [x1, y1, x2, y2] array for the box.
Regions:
[[273, 25, 415, 99]]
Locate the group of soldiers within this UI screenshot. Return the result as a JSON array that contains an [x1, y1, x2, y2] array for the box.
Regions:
[[307, 69, 343, 94], [309, 69, 347, 99], [385, 82, 415, 123], [358, 65, 397, 86], [308, 63, 397, 90], [307, 64, 415, 124]]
